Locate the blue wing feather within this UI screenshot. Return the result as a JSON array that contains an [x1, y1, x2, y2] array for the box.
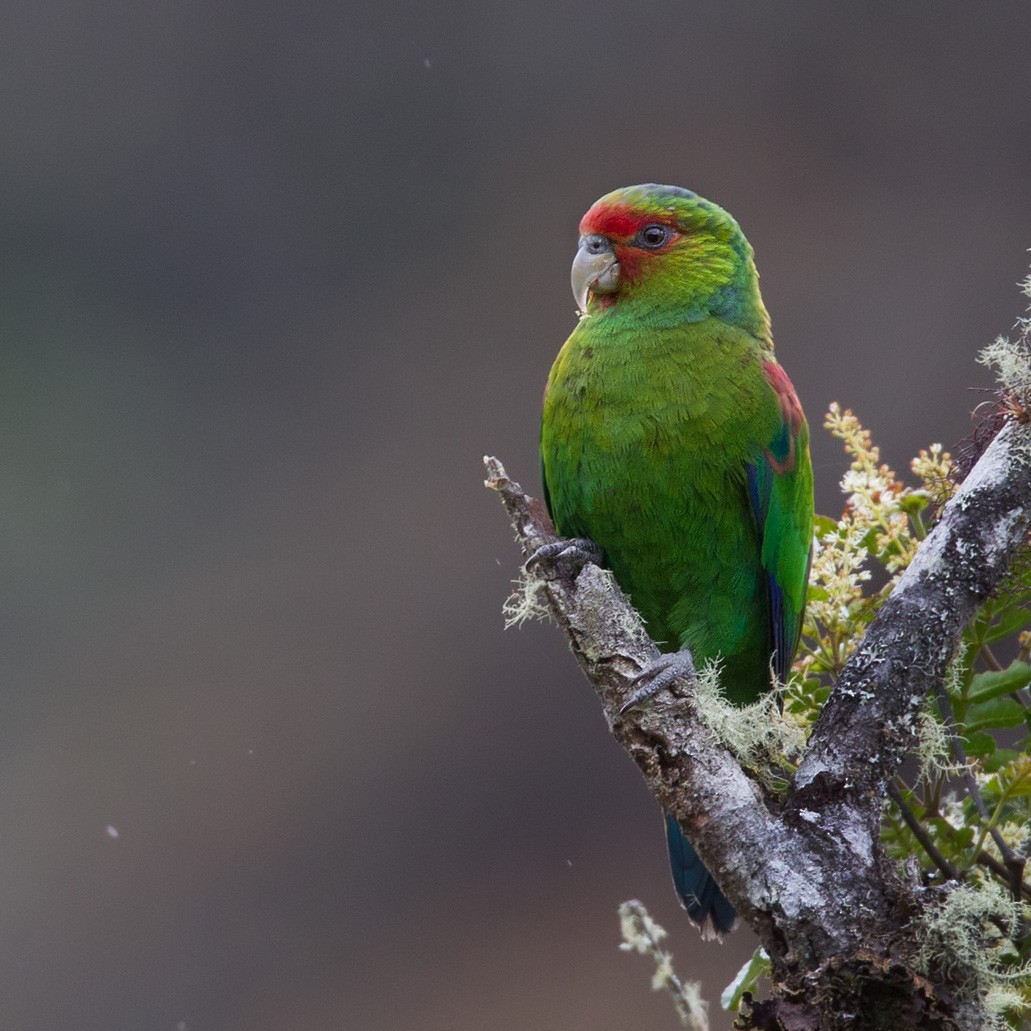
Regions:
[[664, 812, 737, 936], [745, 361, 813, 687], [745, 458, 795, 685]]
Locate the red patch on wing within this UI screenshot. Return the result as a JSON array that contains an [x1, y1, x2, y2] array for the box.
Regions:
[[762, 360, 805, 475], [764, 361, 804, 430]]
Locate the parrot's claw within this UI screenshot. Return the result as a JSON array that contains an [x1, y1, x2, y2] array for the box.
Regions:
[[620, 648, 697, 714], [525, 537, 604, 581]]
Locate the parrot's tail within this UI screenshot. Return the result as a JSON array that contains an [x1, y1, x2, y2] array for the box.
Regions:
[[663, 811, 737, 939]]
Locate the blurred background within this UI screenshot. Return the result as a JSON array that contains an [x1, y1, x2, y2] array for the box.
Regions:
[[0, 2, 1029, 1028]]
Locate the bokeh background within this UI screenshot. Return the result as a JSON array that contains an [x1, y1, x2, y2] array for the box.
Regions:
[[1, 3, 1030, 1029]]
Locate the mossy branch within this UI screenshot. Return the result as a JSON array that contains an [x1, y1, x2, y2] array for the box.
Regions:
[[485, 456, 788, 919], [486, 403, 1031, 1029], [790, 418, 1031, 870]]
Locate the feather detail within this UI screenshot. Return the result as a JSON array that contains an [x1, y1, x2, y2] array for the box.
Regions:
[[746, 362, 813, 685], [664, 812, 737, 938]]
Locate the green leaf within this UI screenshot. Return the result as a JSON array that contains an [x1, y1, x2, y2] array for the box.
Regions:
[[930, 817, 974, 848], [900, 492, 930, 515], [968, 662, 1030, 703], [983, 748, 1023, 773], [858, 526, 879, 552], [964, 696, 1027, 734], [964, 730, 997, 757], [985, 606, 1031, 642], [978, 757, 1031, 806], [812, 514, 839, 538], [721, 947, 770, 1012]]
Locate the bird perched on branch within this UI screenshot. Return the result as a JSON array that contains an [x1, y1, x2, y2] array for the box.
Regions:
[[538, 184, 813, 936]]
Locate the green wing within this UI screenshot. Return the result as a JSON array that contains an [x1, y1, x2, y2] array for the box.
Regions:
[[745, 360, 814, 683]]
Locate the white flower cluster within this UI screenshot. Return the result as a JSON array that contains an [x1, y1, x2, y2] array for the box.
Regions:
[[800, 404, 952, 677]]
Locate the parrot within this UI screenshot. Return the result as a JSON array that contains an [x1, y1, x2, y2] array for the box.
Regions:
[[537, 184, 813, 937]]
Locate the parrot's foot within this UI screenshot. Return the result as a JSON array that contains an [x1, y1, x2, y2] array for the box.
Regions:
[[620, 648, 697, 714], [525, 537, 604, 581]]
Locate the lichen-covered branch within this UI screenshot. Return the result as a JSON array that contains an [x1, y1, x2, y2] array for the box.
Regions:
[[487, 457, 862, 959], [485, 457, 807, 934], [485, 411, 1031, 1029], [796, 419, 1031, 798], [782, 421, 1031, 962]]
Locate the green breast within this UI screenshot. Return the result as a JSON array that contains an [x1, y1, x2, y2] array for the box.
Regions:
[[540, 314, 779, 703]]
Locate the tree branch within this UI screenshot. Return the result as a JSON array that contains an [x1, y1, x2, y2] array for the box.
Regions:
[[485, 415, 1031, 1027], [784, 421, 1031, 937], [795, 421, 1031, 795]]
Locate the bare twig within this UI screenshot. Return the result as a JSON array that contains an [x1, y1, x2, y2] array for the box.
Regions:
[[887, 779, 960, 883], [933, 681, 1027, 900]]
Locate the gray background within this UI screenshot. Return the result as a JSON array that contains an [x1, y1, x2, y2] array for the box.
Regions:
[[1, 2, 1029, 1029]]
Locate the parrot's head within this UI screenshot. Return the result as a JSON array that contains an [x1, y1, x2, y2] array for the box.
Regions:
[[572, 184, 769, 338]]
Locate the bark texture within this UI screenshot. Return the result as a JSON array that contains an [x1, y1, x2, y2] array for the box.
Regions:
[[485, 416, 1031, 1030]]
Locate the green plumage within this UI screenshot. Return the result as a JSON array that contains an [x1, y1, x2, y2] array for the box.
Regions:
[[539, 184, 813, 933]]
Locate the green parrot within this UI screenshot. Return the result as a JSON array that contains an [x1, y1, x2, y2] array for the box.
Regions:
[[538, 184, 813, 936]]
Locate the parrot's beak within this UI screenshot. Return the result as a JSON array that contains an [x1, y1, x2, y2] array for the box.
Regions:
[[571, 234, 619, 312]]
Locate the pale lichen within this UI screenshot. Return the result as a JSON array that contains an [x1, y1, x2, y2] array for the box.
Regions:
[[917, 877, 1031, 1023], [980, 333, 1031, 413], [502, 570, 551, 628], [915, 662, 970, 783], [691, 660, 806, 784], [979, 274, 1031, 414], [985, 983, 1028, 1031]]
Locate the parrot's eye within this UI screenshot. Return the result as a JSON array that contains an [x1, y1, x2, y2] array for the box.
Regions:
[[637, 225, 671, 249]]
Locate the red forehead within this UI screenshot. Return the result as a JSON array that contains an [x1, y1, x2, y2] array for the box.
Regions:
[[579, 201, 677, 240]]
